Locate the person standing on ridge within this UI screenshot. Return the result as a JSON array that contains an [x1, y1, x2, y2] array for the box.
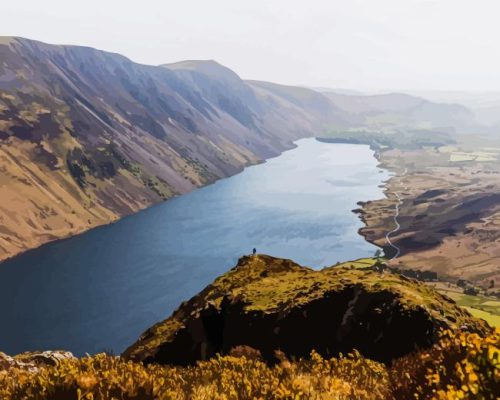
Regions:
[[252, 248, 257, 256]]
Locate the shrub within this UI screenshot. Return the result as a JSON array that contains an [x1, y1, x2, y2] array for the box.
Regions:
[[0, 329, 497, 399], [390, 329, 499, 399], [0, 351, 391, 399]]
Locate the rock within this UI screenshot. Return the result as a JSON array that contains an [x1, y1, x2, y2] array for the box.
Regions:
[[0, 352, 15, 370], [123, 255, 490, 366], [0, 350, 75, 372], [228, 345, 262, 360]]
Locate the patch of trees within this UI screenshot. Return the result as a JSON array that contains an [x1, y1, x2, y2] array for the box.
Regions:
[[390, 267, 438, 282]]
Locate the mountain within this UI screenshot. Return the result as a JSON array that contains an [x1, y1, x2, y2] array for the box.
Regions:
[[311, 86, 367, 96], [0, 37, 479, 262], [0, 37, 343, 262], [123, 254, 489, 365], [401, 90, 500, 128], [324, 91, 476, 132]]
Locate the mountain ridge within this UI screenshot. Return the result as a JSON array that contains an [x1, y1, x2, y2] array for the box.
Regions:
[[0, 36, 478, 262], [0, 36, 342, 261]]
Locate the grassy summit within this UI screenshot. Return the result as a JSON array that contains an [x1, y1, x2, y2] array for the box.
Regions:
[[123, 255, 489, 365]]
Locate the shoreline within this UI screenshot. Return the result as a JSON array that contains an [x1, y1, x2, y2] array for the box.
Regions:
[[349, 142, 402, 259]]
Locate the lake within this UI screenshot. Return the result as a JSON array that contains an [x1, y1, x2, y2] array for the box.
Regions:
[[0, 139, 389, 355]]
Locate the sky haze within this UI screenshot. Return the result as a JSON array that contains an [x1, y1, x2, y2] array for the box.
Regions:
[[1, 0, 499, 92]]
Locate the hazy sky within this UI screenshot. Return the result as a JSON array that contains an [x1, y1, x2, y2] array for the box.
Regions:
[[1, 0, 499, 91]]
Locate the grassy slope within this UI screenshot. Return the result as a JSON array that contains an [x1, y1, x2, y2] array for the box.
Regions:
[[124, 255, 489, 363], [432, 285, 500, 328]]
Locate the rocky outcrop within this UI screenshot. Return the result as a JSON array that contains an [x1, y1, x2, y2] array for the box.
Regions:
[[0, 350, 74, 372], [123, 255, 489, 365]]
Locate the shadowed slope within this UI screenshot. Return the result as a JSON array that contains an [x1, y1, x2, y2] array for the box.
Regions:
[[123, 255, 489, 365]]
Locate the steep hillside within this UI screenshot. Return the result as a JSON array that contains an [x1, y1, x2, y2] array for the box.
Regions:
[[0, 37, 341, 262], [0, 37, 480, 262], [123, 255, 489, 365]]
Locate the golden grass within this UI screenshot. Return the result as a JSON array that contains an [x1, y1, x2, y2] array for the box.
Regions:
[[390, 329, 499, 399], [1, 330, 497, 400], [0, 351, 391, 399]]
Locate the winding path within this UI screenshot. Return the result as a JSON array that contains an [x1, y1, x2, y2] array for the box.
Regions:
[[385, 168, 407, 259]]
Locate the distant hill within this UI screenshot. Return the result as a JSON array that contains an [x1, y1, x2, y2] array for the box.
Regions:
[[310, 86, 367, 95], [323, 91, 476, 132]]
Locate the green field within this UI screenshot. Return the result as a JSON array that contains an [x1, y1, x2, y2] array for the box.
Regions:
[[465, 307, 500, 328], [336, 257, 378, 269], [434, 287, 500, 328]]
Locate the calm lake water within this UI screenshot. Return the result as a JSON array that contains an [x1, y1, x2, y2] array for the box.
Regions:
[[0, 139, 389, 355]]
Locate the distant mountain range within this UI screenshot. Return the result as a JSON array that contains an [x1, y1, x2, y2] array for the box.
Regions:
[[322, 91, 475, 133], [0, 37, 478, 261], [404, 90, 500, 129]]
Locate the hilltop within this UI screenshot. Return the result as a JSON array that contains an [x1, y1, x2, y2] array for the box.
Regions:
[[123, 255, 489, 365], [1, 255, 497, 399]]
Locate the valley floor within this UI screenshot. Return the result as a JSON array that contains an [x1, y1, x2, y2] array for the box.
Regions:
[[358, 143, 500, 291]]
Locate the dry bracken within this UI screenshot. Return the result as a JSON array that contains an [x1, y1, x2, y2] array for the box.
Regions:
[[0, 330, 497, 400]]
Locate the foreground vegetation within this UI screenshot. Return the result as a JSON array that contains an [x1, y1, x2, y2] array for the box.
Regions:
[[1, 329, 497, 400]]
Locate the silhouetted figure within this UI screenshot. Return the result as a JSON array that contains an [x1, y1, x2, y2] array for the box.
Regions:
[[252, 248, 257, 256]]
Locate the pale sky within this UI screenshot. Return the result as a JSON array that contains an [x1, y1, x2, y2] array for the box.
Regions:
[[1, 0, 499, 92]]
